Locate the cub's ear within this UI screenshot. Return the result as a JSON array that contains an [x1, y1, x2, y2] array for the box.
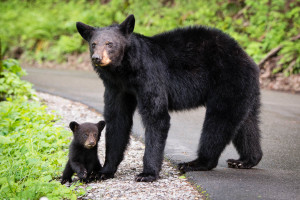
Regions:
[[119, 14, 135, 36], [97, 121, 106, 132], [76, 22, 95, 41], [69, 121, 79, 132]]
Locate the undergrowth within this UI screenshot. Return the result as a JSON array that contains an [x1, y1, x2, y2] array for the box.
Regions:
[[0, 59, 35, 100], [0, 0, 299, 75], [0, 59, 82, 199]]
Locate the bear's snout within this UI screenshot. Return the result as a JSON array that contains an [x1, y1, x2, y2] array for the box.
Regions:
[[84, 134, 97, 149], [92, 50, 111, 67], [92, 54, 102, 66], [84, 141, 96, 149]]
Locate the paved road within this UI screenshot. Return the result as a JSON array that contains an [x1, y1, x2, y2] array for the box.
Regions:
[[23, 67, 300, 200]]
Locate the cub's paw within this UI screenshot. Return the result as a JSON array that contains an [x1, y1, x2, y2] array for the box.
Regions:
[[87, 172, 99, 182], [99, 173, 115, 180], [178, 159, 214, 173], [135, 173, 157, 182], [61, 178, 72, 184], [91, 172, 101, 181], [227, 159, 254, 169], [77, 169, 88, 180]]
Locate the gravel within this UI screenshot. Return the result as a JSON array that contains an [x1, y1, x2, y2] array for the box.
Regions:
[[37, 92, 203, 200]]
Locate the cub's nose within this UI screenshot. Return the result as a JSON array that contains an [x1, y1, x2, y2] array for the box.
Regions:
[[88, 141, 95, 146], [92, 54, 102, 64]]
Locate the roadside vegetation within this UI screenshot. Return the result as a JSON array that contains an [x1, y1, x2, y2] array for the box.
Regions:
[[1, 0, 299, 76], [0, 59, 82, 199]]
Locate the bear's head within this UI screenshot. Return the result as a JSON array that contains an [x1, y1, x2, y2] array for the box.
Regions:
[[69, 121, 105, 149], [76, 15, 135, 68]]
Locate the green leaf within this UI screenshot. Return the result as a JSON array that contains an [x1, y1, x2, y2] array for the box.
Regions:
[[0, 135, 13, 144]]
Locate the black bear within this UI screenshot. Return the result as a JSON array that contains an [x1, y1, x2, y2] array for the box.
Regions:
[[61, 121, 105, 184], [76, 14, 263, 182]]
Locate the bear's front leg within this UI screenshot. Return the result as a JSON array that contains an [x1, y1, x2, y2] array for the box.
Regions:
[[88, 157, 102, 181], [70, 161, 88, 182], [100, 89, 137, 180], [135, 90, 170, 182], [61, 160, 74, 184]]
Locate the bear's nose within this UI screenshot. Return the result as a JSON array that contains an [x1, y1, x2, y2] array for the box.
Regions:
[[92, 54, 102, 63], [88, 141, 95, 146]]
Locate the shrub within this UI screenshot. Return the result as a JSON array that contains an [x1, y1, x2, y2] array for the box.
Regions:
[[0, 0, 299, 75], [0, 59, 82, 199], [0, 59, 35, 100]]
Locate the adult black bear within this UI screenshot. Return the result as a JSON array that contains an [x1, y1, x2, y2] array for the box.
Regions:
[[76, 14, 262, 182], [61, 121, 105, 184]]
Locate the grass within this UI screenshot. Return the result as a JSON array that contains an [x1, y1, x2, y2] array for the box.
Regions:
[[0, 0, 299, 75]]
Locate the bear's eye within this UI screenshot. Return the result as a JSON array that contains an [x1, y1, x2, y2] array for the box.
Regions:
[[105, 42, 113, 48], [92, 43, 96, 48]]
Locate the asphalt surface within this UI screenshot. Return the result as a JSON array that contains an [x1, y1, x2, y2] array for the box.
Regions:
[[23, 67, 300, 200]]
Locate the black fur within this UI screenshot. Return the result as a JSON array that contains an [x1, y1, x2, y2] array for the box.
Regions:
[[76, 14, 263, 182], [61, 121, 105, 184]]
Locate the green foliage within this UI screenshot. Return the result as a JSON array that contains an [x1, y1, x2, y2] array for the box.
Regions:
[[0, 98, 79, 199], [0, 59, 81, 199], [0, 0, 299, 75], [277, 40, 300, 76], [0, 59, 35, 100]]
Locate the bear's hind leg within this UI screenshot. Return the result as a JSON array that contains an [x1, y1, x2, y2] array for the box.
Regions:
[[227, 107, 263, 169], [179, 98, 248, 173]]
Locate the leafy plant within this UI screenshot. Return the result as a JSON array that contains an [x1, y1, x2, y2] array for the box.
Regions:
[[0, 98, 81, 199], [0, 58, 82, 199], [0, 59, 35, 100], [0, 0, 299, 75]]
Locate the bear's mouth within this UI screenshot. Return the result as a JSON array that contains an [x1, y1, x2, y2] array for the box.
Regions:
[[84, 144, 95, 149], [93, 50, 111, 67], [94, 62, 110, 67], [93, 63, 101, 67]]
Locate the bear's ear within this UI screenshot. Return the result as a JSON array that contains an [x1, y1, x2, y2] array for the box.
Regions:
[[76, 22, 95, 41], [97, 120, 106, 132], [119, 14, 135, 36], [69, 121, 79, 132]]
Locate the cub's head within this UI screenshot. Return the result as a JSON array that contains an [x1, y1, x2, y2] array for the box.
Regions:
[[76, 15, 135, 68], [69, 121, 105, 149]]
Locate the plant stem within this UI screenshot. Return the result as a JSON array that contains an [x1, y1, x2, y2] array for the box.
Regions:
[[0, 39, 2, 73]]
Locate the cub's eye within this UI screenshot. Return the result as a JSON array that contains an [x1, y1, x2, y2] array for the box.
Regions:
[[105, 42, 113, 48], [92, 43, 96, 48]]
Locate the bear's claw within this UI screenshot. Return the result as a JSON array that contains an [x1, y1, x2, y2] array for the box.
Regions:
[[100, 173, 115, 180], [227, 159, 253, 169], [135, 173, 157, 182]]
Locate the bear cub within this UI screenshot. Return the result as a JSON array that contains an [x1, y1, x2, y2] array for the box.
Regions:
[[61, 120, 105, 184]]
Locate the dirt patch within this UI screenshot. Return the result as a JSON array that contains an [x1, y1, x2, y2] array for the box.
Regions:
[[259, 54, 300, 94], [20, 52, 92, 71]]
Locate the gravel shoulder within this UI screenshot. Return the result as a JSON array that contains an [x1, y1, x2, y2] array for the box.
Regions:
[[37, 92, 204, 200]]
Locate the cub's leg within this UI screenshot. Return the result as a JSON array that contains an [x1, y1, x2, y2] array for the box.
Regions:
[[90, 157, 102, 181], [70, 160, 88, 182], [61, 160, 73, 184]]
